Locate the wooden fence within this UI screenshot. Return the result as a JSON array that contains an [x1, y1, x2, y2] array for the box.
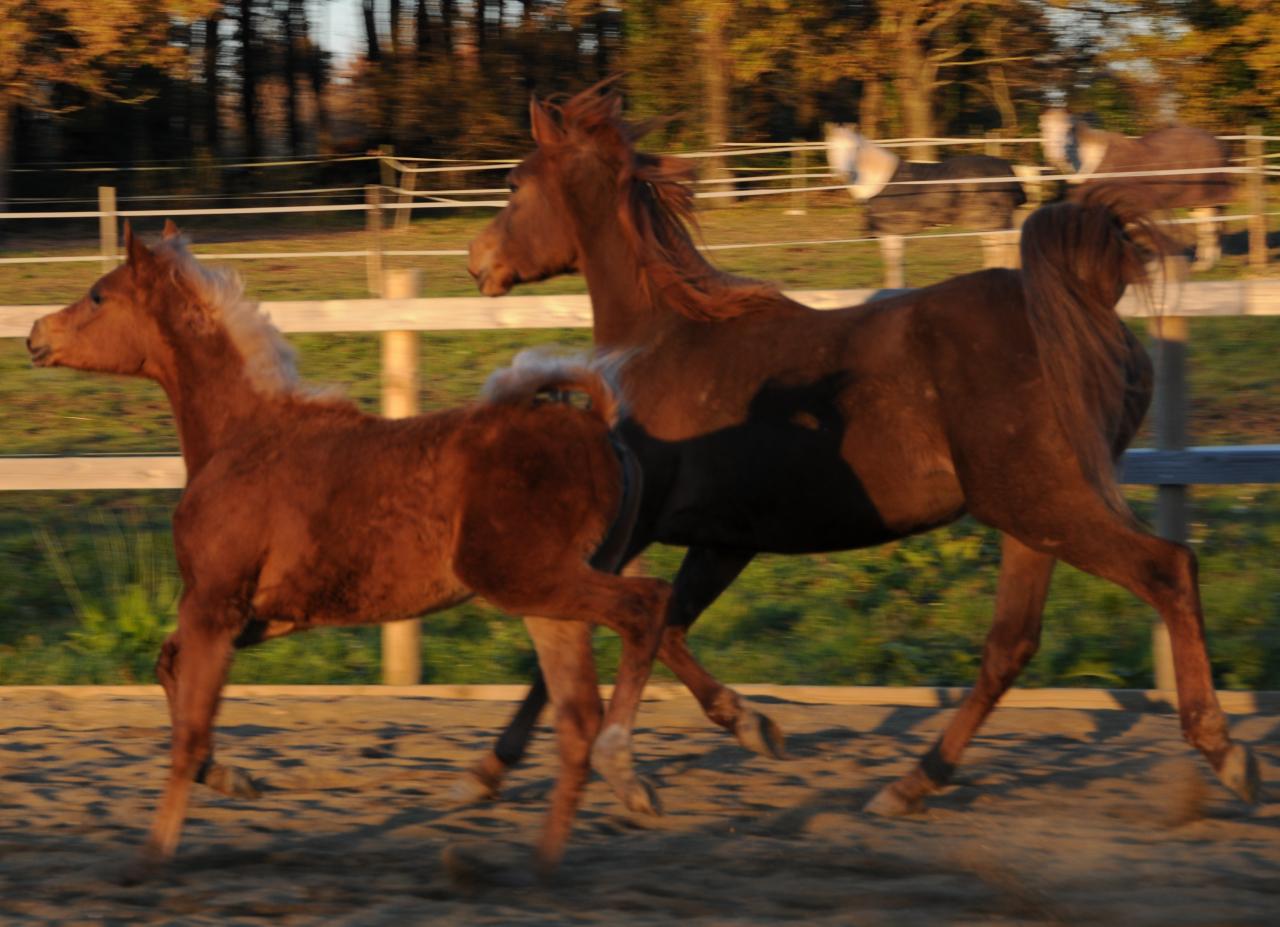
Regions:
[[3, 280, 1279, 691]]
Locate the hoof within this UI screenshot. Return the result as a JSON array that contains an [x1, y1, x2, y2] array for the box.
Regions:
[[1216, 744, 1261, 804], [864, 782, 924, 817], [447, 770, 500, 806], [442, 843, 536, 889], [203, 763, 261, 799], [115, 853, 169, 887], [620, 775, 662, 817], [734, 708, 787, 760], [592, 724, 662, 817]]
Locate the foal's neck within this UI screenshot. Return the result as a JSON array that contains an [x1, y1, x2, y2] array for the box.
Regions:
[[152, 324, 272, 479]]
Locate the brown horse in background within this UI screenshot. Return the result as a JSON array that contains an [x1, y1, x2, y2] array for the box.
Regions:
[[466, 82, 1260, 818], [26, 224, 670, 878]]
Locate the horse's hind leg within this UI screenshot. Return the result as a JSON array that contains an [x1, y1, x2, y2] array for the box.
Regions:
[[867, 534, 1055, 815]]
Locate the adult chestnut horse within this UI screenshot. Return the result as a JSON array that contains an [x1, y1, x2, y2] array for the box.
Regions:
[[27, 224, 670, 878], [466, 83, 1260, 817]]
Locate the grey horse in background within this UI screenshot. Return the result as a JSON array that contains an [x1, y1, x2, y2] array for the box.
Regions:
[[825, 123, 1027, 287], [1039, 108, 1235, 270]]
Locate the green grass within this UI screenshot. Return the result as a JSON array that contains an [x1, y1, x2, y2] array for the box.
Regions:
[[1, 201, 1278, 687]]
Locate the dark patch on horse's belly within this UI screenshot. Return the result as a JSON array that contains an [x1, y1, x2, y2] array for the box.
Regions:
[[655, 425, 893, 554]]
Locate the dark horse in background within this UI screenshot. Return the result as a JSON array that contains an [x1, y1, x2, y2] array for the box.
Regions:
[[825, 122, 1027, 282], [466, 82, 1260, 817], [1040, 108, 1235, 270]]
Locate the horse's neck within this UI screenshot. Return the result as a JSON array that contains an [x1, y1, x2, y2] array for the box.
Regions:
[[851, 138, 899, 200], [1071, 121, 1112, 176], [576, 212, 678, 348], [156, 333, 270, 478]]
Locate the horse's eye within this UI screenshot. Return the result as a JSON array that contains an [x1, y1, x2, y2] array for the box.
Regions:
[[507, 181, 519, 194], [89, 289, 103, 307]]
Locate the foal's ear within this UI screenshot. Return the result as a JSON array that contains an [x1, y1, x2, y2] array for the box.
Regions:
[[123, 221, 157, 274], [530, 96, 564, 147], [162, 219, 182, 240]]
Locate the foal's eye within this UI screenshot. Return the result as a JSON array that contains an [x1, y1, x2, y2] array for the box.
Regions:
[[89, 289, 103, 307]]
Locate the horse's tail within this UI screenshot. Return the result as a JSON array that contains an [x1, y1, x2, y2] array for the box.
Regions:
[[1019, 183, 1169, 513], [481, 347, 626, 428]]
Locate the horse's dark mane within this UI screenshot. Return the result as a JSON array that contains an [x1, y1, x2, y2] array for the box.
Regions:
[[548, 84, 799, 322]]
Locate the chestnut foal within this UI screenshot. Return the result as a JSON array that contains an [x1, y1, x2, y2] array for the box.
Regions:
[[27, 224, 669, 878]]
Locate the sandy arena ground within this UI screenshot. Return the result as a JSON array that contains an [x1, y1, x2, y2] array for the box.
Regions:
[[0, 687, 1276, 926]]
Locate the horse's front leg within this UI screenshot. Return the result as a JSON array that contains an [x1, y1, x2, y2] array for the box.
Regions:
[[125, 601, 236, 882]]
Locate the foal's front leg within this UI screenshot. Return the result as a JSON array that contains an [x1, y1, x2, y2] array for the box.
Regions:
[[127, 609, 235, 881], [156, 631, 258, 800]]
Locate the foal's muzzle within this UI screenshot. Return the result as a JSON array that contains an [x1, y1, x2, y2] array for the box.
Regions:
[[26, 320, 54, 366]]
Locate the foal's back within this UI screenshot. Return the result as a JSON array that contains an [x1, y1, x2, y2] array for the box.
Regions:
[[175, 398, 621, 628]]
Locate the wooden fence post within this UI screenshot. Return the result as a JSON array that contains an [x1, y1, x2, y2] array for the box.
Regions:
[[380, 267, 425, 685], [98, 186, 117, 273], [786, 141, 808, 216], [394, 163, 417, 231], [984, 130, 1002, 160], [366, 184, 384, 296], [1148, 258, 1190, 695], [879, 235, 905, 289], [1247, 125, 1267, 268]]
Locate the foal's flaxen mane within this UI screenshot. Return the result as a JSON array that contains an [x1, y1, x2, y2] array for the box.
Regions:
[[154, 239, 317, 399], [545, 84, 795, 322]]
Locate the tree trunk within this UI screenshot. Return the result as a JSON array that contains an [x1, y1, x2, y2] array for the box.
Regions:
[[283, 0, 304, 155], [0, 99, 13, 219], [203, 14, 221, 153], [895, 48, 936, 161], [859, 76, 883, 138], [390, 0, 403, 56], [363, 0, 381, 62], [989, 65, 1017, 134], [416, 0, 430, 60], [239, 0, 259, 158], [307, 25, 332, 153], [703, 0, 732, 199], [440, 0, 454, 55], [475, 0, 487, 54]]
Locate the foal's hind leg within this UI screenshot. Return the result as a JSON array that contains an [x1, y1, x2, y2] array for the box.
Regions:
[[458, 546, 769, 804], [867, 534, 1055, 815]]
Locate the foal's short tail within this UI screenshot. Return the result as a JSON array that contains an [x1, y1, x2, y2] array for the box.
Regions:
[[1019, 183, 1171, 514], [481, 348, 626, 427]]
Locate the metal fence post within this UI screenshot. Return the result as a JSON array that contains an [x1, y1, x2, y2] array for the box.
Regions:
[[98, 186, 118, 273], [1148, 258, 1190, 695], [380, 267, 424, 685], [1247, 125, 1267, 268]]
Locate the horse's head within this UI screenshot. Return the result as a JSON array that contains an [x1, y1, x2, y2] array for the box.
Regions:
[[27, 222, 180, 378], [824, 123, 863, 183], [468, 79, 692, 297], [1040, 108, 1080, 173]]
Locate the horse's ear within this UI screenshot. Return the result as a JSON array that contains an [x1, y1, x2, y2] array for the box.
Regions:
[[123, 221, 156, 274], [530, 96, 563, 147], [162, 219, 182, 240]]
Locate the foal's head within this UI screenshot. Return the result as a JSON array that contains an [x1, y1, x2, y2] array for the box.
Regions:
[[28, 223, 298, 394], [467, 78, 694, 297]]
